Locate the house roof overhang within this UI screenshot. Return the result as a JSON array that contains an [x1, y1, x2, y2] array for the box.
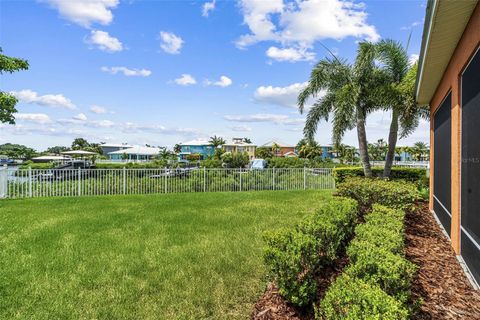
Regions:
[[415, 0, 478, 105]]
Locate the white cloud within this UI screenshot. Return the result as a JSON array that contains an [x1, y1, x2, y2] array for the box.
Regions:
[[401, 20, 422, 31], [90, 105, 108, 114], [44, 0, 119, 28], [87, 30, 123, 52], [205, 75, 232, 87], [236, 0, 379, 59], [12, 89, 76, 110], [223, 113, 304, 125], [409, 53, 419, 65], [89, 120, 115, 128], [120, 122, 199, 135], [202, 0, 216, 17], [254, 82, 315, 108], [15, 113, 52, 124], [101, 66, 152, 77], [266, 46, 315, 62], [230, 125, 252, 132], [159, 31, 184, 54], [73, 113, 87, 121], [174, 74, 197, 86]]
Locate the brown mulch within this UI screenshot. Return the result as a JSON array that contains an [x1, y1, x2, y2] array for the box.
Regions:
[[251, 256, 349, 320], [251, 203, 480, 320], [406, 202, 480, 319]]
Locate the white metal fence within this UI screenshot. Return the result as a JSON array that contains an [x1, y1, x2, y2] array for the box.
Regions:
[[1, 167, 335, 199]]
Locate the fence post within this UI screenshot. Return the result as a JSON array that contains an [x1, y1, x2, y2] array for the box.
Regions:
[[123, 167, 126, 195], [28, 167, 32, 197], [77, 167, 81, 196], [203, 167, 206, 192], [0, 166, 7, 199], [164, 167, 168, 194], [239, 167, 242, 192], [272, 167, 275, 191], [303, 167, 306, 190], [332, 169, 335, 189]]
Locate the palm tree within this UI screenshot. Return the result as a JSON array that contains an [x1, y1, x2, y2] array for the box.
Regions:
[[375, 39, 429, 177], [412, 141, 429, 161], [209, 135, 226, 148], [173, 144, 181, 154], [298, 42, 385, 177], [271, 142, 281, 156]]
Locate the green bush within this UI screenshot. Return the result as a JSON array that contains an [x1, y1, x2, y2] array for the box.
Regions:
[[348, 205, 405, 259], [337, 205, 416, 314], [201, 159, 223, 168], [265, 157, 345, 168], [20, 161, 54, 169], [263, 229, 319, 306], [333, 166, 428, 188], [336, 177, 421, 211], [263, 198, 358, 306], [318, 274, 409, 320], [345, 247, 417, 303]]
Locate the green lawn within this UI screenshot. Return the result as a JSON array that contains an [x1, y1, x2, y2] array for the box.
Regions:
[[0, 190, 332, 319]]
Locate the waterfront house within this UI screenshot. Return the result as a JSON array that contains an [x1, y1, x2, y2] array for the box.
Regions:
[[178, 140, 214, 162], [99, 143, 132, 156], [108, 146, 161, 161], [261, 140, 297, 157], [222, 138, 256, 160]]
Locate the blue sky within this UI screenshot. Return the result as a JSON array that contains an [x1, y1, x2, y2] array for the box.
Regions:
[[1, 0, 428, 151]]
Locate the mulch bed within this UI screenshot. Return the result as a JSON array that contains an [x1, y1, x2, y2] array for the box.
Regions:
[[406, 202, 480, 319], [251, 256, 349, 320], [251, 202, 480, 319]]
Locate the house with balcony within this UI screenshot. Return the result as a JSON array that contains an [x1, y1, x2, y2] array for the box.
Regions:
[[261, 140, 297, 157], [177, 140, 214, 162], [100, 143, 132, 156], [222, 138, 256, 160]]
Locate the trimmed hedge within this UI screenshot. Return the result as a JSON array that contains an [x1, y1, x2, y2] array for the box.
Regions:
[[336, 177, 421, 211], [333, 166, 428, 188], [319, 274, 409, 320], [263, 197, 358, 306], [319, 204, 416, 319]]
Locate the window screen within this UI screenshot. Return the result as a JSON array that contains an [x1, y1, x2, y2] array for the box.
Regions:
[[433, 92, 452, 235], [461, 47, 480, 285]]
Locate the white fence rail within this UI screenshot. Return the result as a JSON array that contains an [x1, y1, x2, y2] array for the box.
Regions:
[[1, 168, 335, 199]]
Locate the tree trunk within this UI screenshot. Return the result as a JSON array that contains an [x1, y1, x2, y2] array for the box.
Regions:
[[383, 109, 399, 178], [356, 108, 372, 177]]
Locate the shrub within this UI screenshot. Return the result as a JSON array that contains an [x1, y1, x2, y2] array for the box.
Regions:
[[340, 205, 417, 312], [265, 157, 342, 168], [333, 166, 428, 188], [221, 152, 249, 168], [201, 158, 223, 168], [263, 198, 358, 306], [345, 247, 417, 303], [336, 177, 421, 211], [263, 229, 319, 306], [347, 205, 405, 260], [318, 274, 409, 320]]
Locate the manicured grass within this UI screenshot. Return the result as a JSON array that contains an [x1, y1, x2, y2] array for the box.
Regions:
[[0, 190, 332, 319]]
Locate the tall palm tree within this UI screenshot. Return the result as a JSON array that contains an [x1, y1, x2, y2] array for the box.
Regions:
[[209, 135, 226, 148], [271, 142, 281, 156], [375, 39, 429, 177], [412, 141, 429, 161], [173, 144, 181, 154], [298, 42, 385, 177]]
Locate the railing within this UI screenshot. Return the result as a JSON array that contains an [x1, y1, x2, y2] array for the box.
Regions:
[[1, 167, 335, 199]]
